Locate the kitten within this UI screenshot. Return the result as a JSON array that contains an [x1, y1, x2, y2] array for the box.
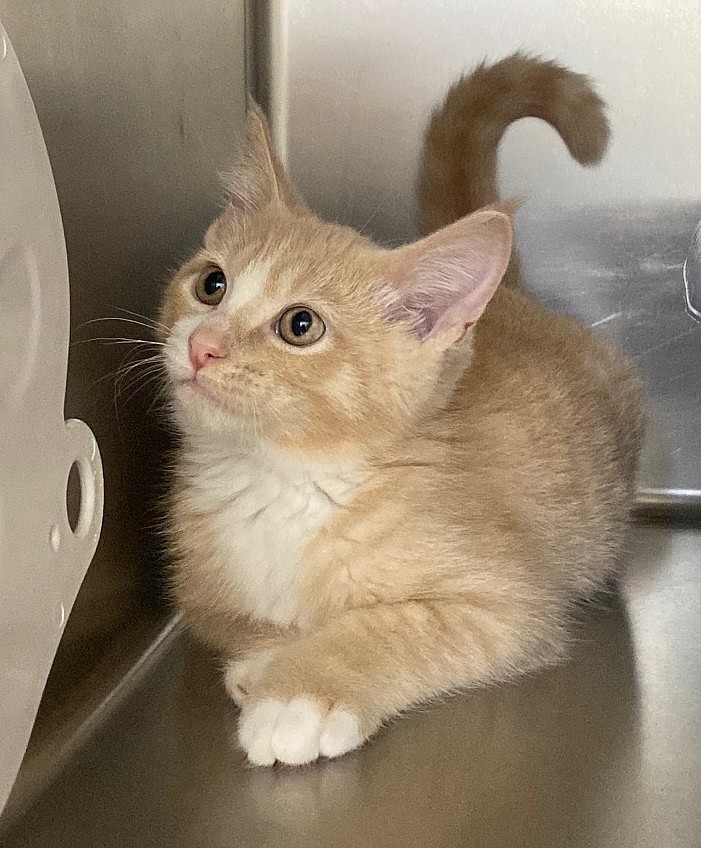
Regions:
[[159, 53, 643, 766]]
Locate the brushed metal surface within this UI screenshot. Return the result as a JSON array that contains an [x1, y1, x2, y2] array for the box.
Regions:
[[684, 220, 701, 321], [2, 523, 699, 848], [519, 206, 701, 501], [252, 0, 701, 500], [0, 0, 246, 811]]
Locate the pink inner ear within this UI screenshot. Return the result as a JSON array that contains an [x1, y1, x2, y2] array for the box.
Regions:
[[386, 211, 513, 342]]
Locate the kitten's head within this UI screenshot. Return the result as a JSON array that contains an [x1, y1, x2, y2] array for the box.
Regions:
[[159, 105, 512, 457]]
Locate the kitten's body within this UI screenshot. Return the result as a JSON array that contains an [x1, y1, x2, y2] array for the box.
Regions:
[[162, 55, 643, 765]]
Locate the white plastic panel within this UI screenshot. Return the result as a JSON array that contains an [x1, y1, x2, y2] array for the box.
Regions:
[[0, 22, 103, 814]]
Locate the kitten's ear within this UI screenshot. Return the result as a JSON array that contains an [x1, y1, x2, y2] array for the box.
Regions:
[[225, 101, 305, 214], [384, 209, 513, 345]]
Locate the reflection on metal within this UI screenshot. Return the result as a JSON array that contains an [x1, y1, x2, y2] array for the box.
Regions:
[[683, 221, 701, 322], [635, 488, 701, 523], [516, 206, 701, 502]]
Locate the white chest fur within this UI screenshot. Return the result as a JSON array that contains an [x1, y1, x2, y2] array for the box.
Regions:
[[184, 445, 362, 627]]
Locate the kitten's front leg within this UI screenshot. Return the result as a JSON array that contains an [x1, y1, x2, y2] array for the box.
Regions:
[[236, 597, 558, 765]]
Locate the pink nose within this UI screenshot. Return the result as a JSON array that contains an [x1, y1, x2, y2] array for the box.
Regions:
[[188, 328, 227, 372]]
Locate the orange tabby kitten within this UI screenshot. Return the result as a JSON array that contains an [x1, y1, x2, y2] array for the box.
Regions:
[[159, 54, 643, 766]]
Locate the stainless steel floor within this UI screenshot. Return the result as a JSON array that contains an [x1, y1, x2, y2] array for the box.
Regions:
[[2, 522, 699, 848]]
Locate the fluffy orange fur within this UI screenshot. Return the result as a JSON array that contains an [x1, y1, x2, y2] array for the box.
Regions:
[[158, 54, 643, 766]]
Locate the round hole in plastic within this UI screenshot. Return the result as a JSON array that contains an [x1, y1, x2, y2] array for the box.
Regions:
[[66, 457, 95, 539], [65, 457, 95, 538], [66, 462, 81, 533]]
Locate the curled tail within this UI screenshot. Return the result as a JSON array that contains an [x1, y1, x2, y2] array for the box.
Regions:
[[417, 52, 610, 286]]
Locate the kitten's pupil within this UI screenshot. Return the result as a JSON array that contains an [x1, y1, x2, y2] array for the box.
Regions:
[[204, 270, 226, 296], [291, 310, 312, 336]]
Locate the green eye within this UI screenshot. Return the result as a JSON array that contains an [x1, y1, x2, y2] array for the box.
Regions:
[[195, 268, 227, 306], [277, 307, 326, 346]]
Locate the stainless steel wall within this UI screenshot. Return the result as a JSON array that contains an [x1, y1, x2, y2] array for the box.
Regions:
[[0, 0, 246, 810]]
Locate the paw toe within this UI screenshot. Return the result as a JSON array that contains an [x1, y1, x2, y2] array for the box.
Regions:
[[319, 709, 363, 758], [270, 697, 323, 765], [238, 698, 283, 766]]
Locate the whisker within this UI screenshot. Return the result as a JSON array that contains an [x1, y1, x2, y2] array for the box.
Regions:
[[92, 352, 163, 387], [98, 351, 165, 397], [115, 363, 164, 396], [110, 305, 169, 333], [74, 316, 165, 336], [114, 358, 165, 398], [121, 371, 167, 407], [70, 308, 174, 426], [72, 336, 165, 347], [145, 379, 171, 418], [356, 203, 384, 237], [113, 368, 162, 413]]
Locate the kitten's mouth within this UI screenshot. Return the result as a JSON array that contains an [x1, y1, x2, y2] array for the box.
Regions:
[[179, 376, 228, 411]]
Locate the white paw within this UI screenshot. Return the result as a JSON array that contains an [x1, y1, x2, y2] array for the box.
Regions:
[[224, 649, 276, 706], [238, 697, 363, 766], [319, 708, 363, 759]]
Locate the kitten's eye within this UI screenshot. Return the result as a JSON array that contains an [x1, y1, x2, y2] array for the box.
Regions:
[[195, 268, 227, 306], [277, 307, 326, 347]]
